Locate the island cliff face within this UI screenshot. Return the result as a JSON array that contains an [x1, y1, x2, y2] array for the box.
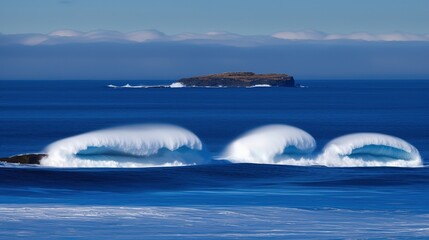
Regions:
[[177, 72, 295, 87]]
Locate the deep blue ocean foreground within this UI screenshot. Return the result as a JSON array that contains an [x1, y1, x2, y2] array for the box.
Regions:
[[0, 80, 428, 239]]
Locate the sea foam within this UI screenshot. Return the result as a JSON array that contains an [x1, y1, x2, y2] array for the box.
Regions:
[[108, 84, 168, 88], [41, 124, 204, 167]]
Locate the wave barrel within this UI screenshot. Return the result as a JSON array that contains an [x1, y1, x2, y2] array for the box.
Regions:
[[218, 124, 316, 164], [319, 133, 422, 167], [41, 124, 205, 168]]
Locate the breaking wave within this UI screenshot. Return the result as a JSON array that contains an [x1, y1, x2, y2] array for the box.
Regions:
[[41, 124, 205, 168], [14, 123, 424, 168], [218, 125, 316, 164], [169, 82, 185, 88], [317, 133, 422, 167], [218, 125, 422, 167]]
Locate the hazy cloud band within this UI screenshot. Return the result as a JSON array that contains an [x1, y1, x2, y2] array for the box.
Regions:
[[1, 30, 429, 46]]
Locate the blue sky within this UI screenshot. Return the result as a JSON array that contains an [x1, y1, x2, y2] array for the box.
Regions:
[[1, 0, 428, 35], [0, 0, 428, 80]]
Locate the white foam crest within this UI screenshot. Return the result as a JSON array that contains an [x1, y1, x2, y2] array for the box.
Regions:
[[316, 133, 422, 167], [269, 156, 422, 168], [169, 82, 185, 88], [41, 124, 203, 168], [108, 84, 168, 89], [246, 84, 271, 88], [218, 125, 316, 164]]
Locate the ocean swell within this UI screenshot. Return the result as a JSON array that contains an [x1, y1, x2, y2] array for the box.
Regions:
[[41, 124, 205, 168]]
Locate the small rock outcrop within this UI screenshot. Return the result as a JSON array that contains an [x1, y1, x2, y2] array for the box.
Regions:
[[176, 72, 295, 87], [0, 153, 47, 165]]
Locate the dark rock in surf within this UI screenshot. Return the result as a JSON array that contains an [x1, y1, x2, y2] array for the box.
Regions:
[[176, 72, 295, 87], [0, 153, 46, 165]]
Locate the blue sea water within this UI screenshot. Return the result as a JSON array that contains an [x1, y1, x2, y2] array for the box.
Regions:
[[0, 80, 429, 239]]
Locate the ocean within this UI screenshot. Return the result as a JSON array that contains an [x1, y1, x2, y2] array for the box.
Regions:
[[0, 80, 428, 239]]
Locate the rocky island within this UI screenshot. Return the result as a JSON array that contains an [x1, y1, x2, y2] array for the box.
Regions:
[[175, 72, 295, 87]]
